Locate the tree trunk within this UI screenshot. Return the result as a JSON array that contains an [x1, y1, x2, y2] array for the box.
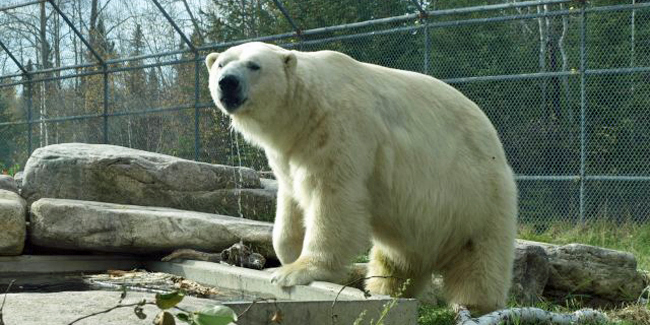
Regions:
[[181, 0, 204, 43], [90, 0, 99, 44], [39, 1, 50, 146], [558, 3, 572, 121], [537, 4, 548, 115]]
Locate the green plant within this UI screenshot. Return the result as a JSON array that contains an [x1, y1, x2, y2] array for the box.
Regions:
[[417, 305, 455, 325], [0, 162, 19, 176], [155, 291, 237, 325], [353, 278, 412, 325], [68, 290, 237, 325]]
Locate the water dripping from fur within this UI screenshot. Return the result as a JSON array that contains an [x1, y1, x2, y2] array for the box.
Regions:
[[231, 128, 245, 249]]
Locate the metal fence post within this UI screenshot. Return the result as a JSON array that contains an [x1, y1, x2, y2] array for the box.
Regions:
[[408, 0, 430, 74], [579, 4, 587, 224], [27, 75, 33, 155], [194, 53, 200, 161], [271, 0, 302, 50], [103, 64, 109, 144], [424, 21, 430, 75]]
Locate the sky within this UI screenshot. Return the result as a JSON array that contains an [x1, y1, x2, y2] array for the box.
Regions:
[[0, 0, 215, 77]]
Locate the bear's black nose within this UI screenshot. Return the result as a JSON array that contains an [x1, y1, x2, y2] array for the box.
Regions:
[[219, 74, 240, 93]]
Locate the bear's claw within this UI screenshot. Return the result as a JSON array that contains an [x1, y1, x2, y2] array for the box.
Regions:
[[270, 264, 317, 287]]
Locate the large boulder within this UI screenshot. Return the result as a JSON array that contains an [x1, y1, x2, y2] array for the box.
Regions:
[[0, 175, 18, 193], [509, 241, 550, 304], [29, 198, 274, 257], [21, 143, 275, 220], [0, 190, 27, 255], [541, 241, 646, 303], [512, 240, 645, 304]]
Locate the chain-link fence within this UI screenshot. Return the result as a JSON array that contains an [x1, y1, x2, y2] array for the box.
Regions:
[[1, 0, 648, 225]]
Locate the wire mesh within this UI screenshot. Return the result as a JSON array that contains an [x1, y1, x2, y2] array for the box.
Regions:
[[0, 0, 648, 224]]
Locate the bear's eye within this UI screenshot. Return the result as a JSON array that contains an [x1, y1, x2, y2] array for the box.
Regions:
[[217, 62, 223, 68], [247, 62, 261, 71]]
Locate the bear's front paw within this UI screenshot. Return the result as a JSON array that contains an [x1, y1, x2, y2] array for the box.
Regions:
[[270, 257, 341, 287], [271, 265, 315, 287]]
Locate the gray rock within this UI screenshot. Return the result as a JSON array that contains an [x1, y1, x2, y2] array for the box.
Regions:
[[21, 143, 273, 219], [0, 190, 27, 255], [259, 171, 276, 180], [543, 242, 645, 303], [510, 241, 550, 304], [29, 198, 274, 257], [0, 175, 18, 193], [164, 188, 276, 222], [13, 171, 23, 191]]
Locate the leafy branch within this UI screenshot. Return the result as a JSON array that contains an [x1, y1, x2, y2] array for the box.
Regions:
[[66, 290, 238, 325], [67, 299, 154, 324]]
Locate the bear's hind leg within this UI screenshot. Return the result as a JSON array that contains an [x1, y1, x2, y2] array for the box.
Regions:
[[440, 235, 514, 315], [365, 246, 429, 298]]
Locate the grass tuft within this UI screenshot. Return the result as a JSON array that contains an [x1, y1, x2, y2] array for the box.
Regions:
[[417, 305, 455, 325], [608, 303, 650, 325]]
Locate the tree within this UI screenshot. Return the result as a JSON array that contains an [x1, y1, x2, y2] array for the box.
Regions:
[[126, 24, 146, 98], [0, 91, 21, 171]]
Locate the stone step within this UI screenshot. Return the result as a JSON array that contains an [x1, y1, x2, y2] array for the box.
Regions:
[[29, 198, 274, 258]]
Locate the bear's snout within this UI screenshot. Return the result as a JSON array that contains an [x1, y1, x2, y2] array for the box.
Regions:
[[219, 74, 240, 93], [218, 74, 246, 113]]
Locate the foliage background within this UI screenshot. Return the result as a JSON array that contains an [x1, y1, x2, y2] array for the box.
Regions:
[[0, 0, 648, 224]]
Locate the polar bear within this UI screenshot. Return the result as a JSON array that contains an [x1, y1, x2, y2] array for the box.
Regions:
[[205, 42, 517, 313]]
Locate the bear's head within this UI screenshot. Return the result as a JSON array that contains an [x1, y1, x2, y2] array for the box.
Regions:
[[205, 42, 297, 118]]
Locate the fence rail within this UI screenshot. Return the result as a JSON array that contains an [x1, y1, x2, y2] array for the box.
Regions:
[[1, 0, 648, 224]]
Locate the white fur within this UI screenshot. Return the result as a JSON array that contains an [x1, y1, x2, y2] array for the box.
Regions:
[[206, 42, 518, 313]]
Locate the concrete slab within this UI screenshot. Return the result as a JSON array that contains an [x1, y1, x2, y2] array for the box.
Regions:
[[146, 260, 419, 324], [0, 290, 219, 325], [146, 260, 370, 301]]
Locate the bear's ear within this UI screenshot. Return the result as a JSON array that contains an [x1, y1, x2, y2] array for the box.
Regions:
[[283, 52, 297, 71], [205, 52, 220, 70]]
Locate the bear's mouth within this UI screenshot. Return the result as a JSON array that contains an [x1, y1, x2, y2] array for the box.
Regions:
[[220, 96, 247, 114]]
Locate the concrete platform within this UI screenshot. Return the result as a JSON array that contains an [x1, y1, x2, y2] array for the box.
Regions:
[[0, 256, 418, 325], [1, 291, 214, 325]]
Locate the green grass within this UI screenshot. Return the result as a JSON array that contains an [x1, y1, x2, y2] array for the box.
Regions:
[[417, 220, 650, 324], [417, 305, 455, 325]]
